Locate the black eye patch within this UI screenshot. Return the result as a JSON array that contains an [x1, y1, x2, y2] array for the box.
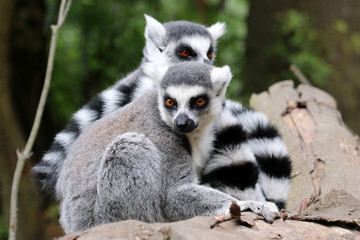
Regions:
[[176, 44, 197, 59], [207, 46, 214, 59], [163, 94, 177, 110], [190, 94, 209, 110]]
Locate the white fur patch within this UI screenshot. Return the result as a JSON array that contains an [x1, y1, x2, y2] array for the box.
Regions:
[[259, 173, 290, 202], [203, 145, 256, 175], [133, 76, 155, 100], [237, 111, 269, 134], [207, 22, 226, 41], [210, 65, 232, 96], [142, 63, 168, 84], [73, 108, 99, 131], [224, 99, 244, 110], [214, 100, 244, 131], [101, 88, 123, 115], [144, 14, 166, 49], [188, 126, 215, 175], [220, 184, 266, 202], [42, 151, 63, 164], [55, 132, 76, 152], [245, 137, 288, 158], [181, 35, 213, 63]]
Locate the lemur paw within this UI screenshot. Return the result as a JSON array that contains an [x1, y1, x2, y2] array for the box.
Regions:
[[237, 200, 278, 224]]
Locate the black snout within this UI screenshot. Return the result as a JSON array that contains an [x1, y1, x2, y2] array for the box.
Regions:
[[174, 114, 196, 134], [203, 58, 211, 64]]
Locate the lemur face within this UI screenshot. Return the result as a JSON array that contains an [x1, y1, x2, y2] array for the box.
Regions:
[[161, 85, 211, 134], [166, 35, 214, 65], [143, 15, 226, 67], [143, 62, 232, 136]]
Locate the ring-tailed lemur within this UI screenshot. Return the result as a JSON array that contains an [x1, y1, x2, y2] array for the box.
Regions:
[[33, 15, 291, 210], [57, 62, 278, 233], [33, 14, 226, 198]]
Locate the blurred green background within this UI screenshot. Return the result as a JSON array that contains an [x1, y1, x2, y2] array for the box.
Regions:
[[1, 0, 359, 239]]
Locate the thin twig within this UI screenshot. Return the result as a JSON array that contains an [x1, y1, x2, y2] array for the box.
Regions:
[[58, 0, 73, 28], [8, 1, 71, 239], [289, 65, 313, 86]]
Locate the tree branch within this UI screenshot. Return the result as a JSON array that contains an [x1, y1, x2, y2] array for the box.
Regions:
[[8, 0, 72, 239], [289, 64, 313, 86]]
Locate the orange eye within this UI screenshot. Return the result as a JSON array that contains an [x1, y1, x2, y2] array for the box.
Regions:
[[180, 49, 190, 57], [165, 98, 175, 107], [195, 98, 206, 106], [207, 51, 213, 59]]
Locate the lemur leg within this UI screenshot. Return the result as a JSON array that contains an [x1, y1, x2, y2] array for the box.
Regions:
[[95, 132, 164, 226], [164, 183, 275, 223]]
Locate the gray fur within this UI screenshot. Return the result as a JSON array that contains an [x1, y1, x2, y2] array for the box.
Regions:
[[33, 16, 220, 198], [161, 63, 213, 89], [57, 64, 230, 233], [56, 63, 275, 234], [164, 21, 212, 44]]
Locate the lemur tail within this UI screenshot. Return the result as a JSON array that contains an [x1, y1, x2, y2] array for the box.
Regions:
[[32, 83, 138, 199], [202, 100, 292, 210]]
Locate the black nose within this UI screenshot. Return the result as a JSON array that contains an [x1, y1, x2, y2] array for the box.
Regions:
[[174, 114, 196, 134], [203, 59, 211, 64]]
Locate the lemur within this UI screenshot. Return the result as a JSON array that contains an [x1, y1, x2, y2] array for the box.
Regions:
[[57, 62, 278, 233], [33, 15, 291, 210]]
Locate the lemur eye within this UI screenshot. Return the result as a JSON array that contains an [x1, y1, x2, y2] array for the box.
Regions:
[[165, 98, 175, 107], [207, 50, 213, 59], [195, 98, 206, 106], [180, 48, 190, 57]]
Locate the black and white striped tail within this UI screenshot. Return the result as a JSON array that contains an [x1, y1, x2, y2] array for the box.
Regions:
[[32, 73, 151, 199], [202, 100, 291, 210]]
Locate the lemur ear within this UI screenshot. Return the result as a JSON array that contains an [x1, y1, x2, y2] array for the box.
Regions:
[[211, 65, 232, 97], [207, 22, 226, 42], [144, 14, 166, 50], [143, 62, 168, 84]]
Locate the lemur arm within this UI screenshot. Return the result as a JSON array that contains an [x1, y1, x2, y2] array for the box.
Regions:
[[163, 183, 276, 223]]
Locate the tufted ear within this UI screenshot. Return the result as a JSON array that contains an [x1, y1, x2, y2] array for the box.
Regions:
[[144, 14, 166, 50], [142, 62, 168, 84], [211, 65, 232, 97], [207, 22, 226, 42]]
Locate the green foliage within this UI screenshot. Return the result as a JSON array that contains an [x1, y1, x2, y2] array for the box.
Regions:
[[333, 19, 348, 35], [47, 0, 157, 125], [0, 215, 8, 240], [44, 204, 60, 222], [214, 0, 248, 100], [46, 0, 248, 126], [272, 9, 332, 85], [350, 33, 360, 54]]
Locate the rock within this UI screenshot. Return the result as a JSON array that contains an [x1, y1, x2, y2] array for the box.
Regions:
[[59, 213, 360, 240]]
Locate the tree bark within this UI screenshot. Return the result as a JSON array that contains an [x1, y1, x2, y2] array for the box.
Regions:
[[250, 80, 360, 213]]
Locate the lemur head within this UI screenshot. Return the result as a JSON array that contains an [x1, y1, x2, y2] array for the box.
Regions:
[[144, 62, 232, 135], [143, 14, 226, 66]]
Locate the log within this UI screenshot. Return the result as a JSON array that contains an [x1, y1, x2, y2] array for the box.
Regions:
[[250, 80, 360, 212], [58, 81, 360, 239], [60, 213, 359, 240]]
